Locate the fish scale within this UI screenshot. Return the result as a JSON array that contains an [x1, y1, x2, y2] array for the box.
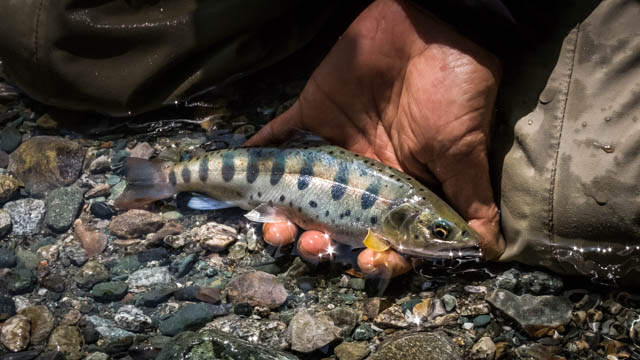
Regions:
[[173, 146, 418, 247]]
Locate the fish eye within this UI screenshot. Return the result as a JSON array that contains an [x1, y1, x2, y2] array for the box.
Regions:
[[432, 220, 451, 240]]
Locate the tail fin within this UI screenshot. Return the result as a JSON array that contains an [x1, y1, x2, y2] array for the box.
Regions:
[[114, 158, 176, 209]]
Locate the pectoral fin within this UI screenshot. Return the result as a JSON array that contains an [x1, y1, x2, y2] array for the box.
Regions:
[[244, 204, 288, 223], [363, 229, 390, 252]]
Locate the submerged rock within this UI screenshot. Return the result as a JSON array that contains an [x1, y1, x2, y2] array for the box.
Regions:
[[85, 315, 136, 354], [74, 219, 107, 258], [2, 199, 45, 236], [0, 295, 17, 321], [75, 261, 109, 290], [90, 281, 128, 302], [127, 267, 171, 288], [486, 289, 572, 337], [44, 185, 84, 233], [156, 329, 297, 360], [0, 175, 21, 205], [289, 309, 341, 353], [334, 341, 370, 360], [159, 303, 227, 336], [0, 209, 11, 237], [471, 337, 496, 360], [206, 314, 289, 350], [8, 136, 85, 194], [368, 331, 462, 360], [0, 247, 17, 268], [18, 305, 55, 344], [46, 326, 85, 359], [109, 210, 164, 238], [8, 267, 36, 295], [114, 305, 153, 332], [0, 314, 30, 352], [226, 271, 288, 309], [0, 127, 21, 153]]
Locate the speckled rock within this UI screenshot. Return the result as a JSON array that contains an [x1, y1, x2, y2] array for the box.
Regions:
[[127, 267, 171, 288], [471, 337, 496, 360], [206, 314, 288, 350], [8, 136, 85, 194], [156, 329, 297, 360], [0, 175, 21, 205], [227, 271, 288, 309], [368, 331, 462, 360], [2, 199, 45, 236], [486, 289, 573, 337], [44, 185, 84, 233], [373, 305, 409, 329], [159, 303, 227, 336], [190, 222, 238, 251], [85, 315, 136, 354], [0, 209, 11, 237], [18, 305, 55, 344], [46, 326, 84, 360], [335, 341, 370, 360], [289, 309, 341, 353], [90, 281, 128, 302], [0, 314, 30, 352], [109, 210, 164, 238], [65, 243, 89, 266], [75, 261, 109, 290], [114, 305, 152, 332]]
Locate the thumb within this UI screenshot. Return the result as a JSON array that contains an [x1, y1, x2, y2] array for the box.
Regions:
[[438, 150, 504, 260], [244, 102, 303, 147]]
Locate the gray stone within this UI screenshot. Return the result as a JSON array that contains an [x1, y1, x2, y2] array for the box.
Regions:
[[0, 314, 30, 352], [207, 314, 288, 350], [159, 303, 226, 336], [173, 254, 196, 278], [368, 331, 462, 360], [327, 307, 362, 337], [0, 295, 16, 321], [353, 323, 375, 341], [75, 261, 109, 290], [486, 289, 573, 337], [65, 243, 89, 266], [18, 305, 55, 344], [156, 329, 297, 360], [84, 352, 109, 360], [15, 248, 39, 270], [348, 277, 366, 291], [190, 222, 238, 252], [0, 127, 21, 153], [289, 309, 341, 353], [46, 326, 84, 360], [114, 305, 152, 332], [0, 209, 11, 237], [85, 316, 135, 354], [0, 150, 8, 168], [0, 247, 17, 268], [520, 271, 563, 295], [127, 267, 171, 288], [495, 268, 519, 292], [8, 267, 36, 295], [473, 314, 491, 327], [2, 199, 45, 236], [88, 155, 111, 174], [90, 281, 128, 302], [227, 271, 288, 309], [40, 274, 65, 293], [135, 287, 176, 307], [110, 255, 141, 277], [442, 294, 457, 312], [44, 186, 84, 233]]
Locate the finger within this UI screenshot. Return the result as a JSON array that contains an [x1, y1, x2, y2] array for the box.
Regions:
[[297, 230, 335, 264], [357, 248, 411, 279], [262, 221, 298, 246], [438, 148, 504, 260], [244, 102, 303, 147]]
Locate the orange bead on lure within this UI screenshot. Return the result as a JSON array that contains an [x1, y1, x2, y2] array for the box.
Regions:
[[115, 139, 481, 260]]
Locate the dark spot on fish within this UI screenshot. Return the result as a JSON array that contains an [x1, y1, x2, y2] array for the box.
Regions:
[[405, 177, 411, 181], [270, 151, 286, 186], [169, 170, 177, 186], [340, 214, 344, 220], [325, 211, 329, 217], [356, 217, 361, 222], [199, 156, 209, 182], [268, 200, 273, 206], [280, 195, 285, 202], [289, 201, 293, 207], [422, 197, 426, 200], [339, 151, 345, 155], [221, 152, 235, 182], [315, 215, 319, 219], [181, 166, 191, 183], [298, 159, 313, 190], [258, 192, 262, 198], [249, 195, 253, 200], [246, 149, 260, 184], [331, 164, 349, 201], [370, 216, 378, 225], [309, 201, 318, 208], [361, 183, 379, 210], [344, 210, 351, 216], [298, 207, 302, 212]]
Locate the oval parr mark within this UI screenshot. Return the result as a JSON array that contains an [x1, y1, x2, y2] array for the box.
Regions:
[[199, 156, 209, 182], [361, 183, 379, 210], [169, 169, 177, 186], [181, 166, 191, 183], [221, 151, 235, 182], [331, 163, 349, 201], [270, 151, 286, 186], [246, 149, 260, 184]]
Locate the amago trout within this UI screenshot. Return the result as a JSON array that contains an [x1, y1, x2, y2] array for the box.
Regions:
[[115, 144, 481, 259]]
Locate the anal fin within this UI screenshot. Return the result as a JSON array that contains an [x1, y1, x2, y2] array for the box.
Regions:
[[244, 204, 288, 223], [363, 229, 391, 252]]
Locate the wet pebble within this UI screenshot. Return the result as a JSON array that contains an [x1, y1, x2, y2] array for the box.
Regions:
[[137, 247, 168, 263], [36, 245, 59, 263], [8, 267, 36, 295], [17, 305, 54, 345], [191, 222, 238, 251], [364, 297, 393, 319], [75, 261, 109, 290], [109, 210, 164, 238], [234, 302, 253, 316], [129, 142, 154, 159], [226, 271, 288, 309], [0, 247, 17, 268], [369, 331, 461, 360], [353, 323, 375, 341], [1, 349, 44, 360], [172, 254, 196, 277], [0, 175, 21, 205], [114, 305, 152, 332], [88, 156, 111, 174], [334, 341, 370, 360], [442, 294, 457, 312], [2, 199, 45, 236], [84, 184, 110, 200], [15, 249, 39, 270], [40, 274, 65, 293], [1, 314, 31, 352], [110, 256, 141, 277], [374, 305, 409, 329], [159, 303, 227, 336], [473, 314, 492, 327], [486, 289, 572, 337], [0, 150, 8, 168], [127, 267, 171, 288], [44, 185, 84, 233], [0, 127, 21, 153], [65, 243, 89, 267], [85, 316, 135, 354], [90, 281, 128, 302], [0, 295, 17, 321], [135, 287, 175, 307], [471, 337, 496, 360], [0, 209, 11, 237], [289, 309, 341, 353], [206, 314, 287, 350], [73, 219, 107, 258], [8, 136, 85, 194]]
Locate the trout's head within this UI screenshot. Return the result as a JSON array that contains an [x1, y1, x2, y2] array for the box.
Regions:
[[381, 203, 481, 259]]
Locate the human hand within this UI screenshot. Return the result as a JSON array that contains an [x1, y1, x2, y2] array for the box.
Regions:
[[247, 0, 504, 260]]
